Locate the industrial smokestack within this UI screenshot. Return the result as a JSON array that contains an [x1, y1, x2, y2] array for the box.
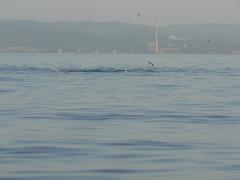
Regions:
[[155, 16, 159, 54]]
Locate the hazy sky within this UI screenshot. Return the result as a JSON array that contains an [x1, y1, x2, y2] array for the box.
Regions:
[[0, 0, 239, 25]]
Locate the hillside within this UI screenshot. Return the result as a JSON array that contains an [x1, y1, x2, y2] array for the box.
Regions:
[[0, 20, 240, 53]]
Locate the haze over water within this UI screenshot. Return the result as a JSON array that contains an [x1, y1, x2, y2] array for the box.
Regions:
[[1, 0, 240, 25], [0, 53, 240, 180]]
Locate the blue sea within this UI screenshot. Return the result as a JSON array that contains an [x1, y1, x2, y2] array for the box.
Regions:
[[0, 53, 240, 180]]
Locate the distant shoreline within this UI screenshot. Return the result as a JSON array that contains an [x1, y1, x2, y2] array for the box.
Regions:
[[0, 20, 240, 54], [0, 52, 239, 55]]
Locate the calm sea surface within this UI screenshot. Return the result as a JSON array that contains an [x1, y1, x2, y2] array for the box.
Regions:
[[0, 53, 240, 180]]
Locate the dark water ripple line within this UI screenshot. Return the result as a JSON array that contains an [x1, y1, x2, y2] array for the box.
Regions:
[[0, 110, 20, 116], [101, 153, 153, 160], [186, 115, 240, 124], [215, 165, 240, 171], [0, 169, 176, 179], [0, 146, 91, 157], [0, 176, 115, 180], [53, 112, 240, 125], [0, 77, 23, 82], [85, 168, 175, 174], [101, 140, 194, 150], [1, 66, 240, 76], [55, 112, 147, 121], [144, 158, 186, 164], [0, 89, 14, 93], [7, 168, 175, 176]]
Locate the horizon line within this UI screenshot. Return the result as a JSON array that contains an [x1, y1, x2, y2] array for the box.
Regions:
[[0, 18, 240, 27]]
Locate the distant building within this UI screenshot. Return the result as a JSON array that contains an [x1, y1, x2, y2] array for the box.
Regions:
[[4, 46, 40, 53], [169, 35, 178, 41]]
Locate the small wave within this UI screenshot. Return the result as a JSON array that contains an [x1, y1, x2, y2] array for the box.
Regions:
[[86, 168, 174, 174], [0, 89, 13, 93], [102, 140, 193, 150], [0, 66, 159, 74], [0, 66, 58, 73], [0, 66, 240, 76], [0, 176, 113, 180], [0, 77, 23, 82], [0, 146, 90, 158], [217, 165, 240, 171]]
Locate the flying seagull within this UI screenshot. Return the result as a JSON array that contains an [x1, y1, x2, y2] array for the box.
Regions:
[[147, 61, 155, 67]]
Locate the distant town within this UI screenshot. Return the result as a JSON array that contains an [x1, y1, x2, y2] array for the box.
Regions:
[[0, 20, 240, 54]]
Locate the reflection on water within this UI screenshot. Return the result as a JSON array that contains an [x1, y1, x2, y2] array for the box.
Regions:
[[0, 54, 240, 180]]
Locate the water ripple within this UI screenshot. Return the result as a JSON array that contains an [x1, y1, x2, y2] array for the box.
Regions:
[[54, 112, 240, 124], [0, 146, 90, 158], [86, 168, 174, 174], [0, 176, 115, 180], [1, 65, 240, 76], [102, 140, 194, 150]]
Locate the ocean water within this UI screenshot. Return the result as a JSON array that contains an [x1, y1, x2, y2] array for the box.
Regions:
[[0, 53, 240, 180]]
